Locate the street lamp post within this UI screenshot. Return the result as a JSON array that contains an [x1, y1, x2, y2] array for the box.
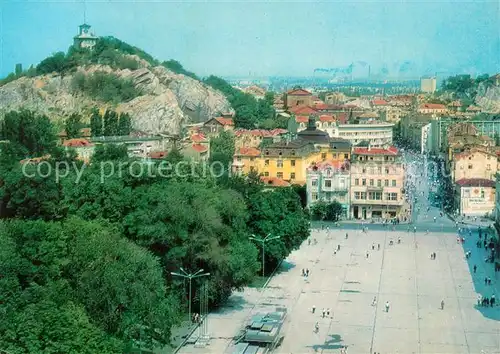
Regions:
[[171, 268, 210, 322], [249, 234, 281, 277]]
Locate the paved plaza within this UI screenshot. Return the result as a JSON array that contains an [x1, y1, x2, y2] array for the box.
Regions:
[[179, 156, 500, 354]]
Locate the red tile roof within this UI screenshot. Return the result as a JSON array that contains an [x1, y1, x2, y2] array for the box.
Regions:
[[353, 146, 398, 156], [215, 117, 234, 126], [287, 88, 312, 96], [295, 115, 309, 123], [148, 151, 168, 159], [456, 178, 495, 188], [289, 105, 318, 115], [20, 155, 51, 165], [191, 133, 207, 142], [372, 99, 389, 106], [319, 115, 335, 122], [237, 147, 261, 157], [192, 144, 208, 153], [314, 103, 329, 110], [234, 129, 288, 137], [260, 176, 291, 187], [63, 138, 94, 148], [419, 103, 446, 110]]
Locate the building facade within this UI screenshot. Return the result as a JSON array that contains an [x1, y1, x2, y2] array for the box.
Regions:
[[420, 77, 437, 93], [454, 178, 496, 216], [306, 161, 351, 218], [350, 146, 405, 220], [202, 115, 235, 135], [285, 88, 313, 108]]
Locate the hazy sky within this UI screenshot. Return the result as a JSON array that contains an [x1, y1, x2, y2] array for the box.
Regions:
[[1, 0, 499, 78]]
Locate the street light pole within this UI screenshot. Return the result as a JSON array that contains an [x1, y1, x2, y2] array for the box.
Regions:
[[171, 268, 210, 322], [249, 234, 281, 277]]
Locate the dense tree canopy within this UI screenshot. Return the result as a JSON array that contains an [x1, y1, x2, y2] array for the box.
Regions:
[[204, 75, 276, 129], [0, 109, 311, 351]]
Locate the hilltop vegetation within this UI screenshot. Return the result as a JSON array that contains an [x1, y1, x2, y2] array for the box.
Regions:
[[0, 109, 310, 352]]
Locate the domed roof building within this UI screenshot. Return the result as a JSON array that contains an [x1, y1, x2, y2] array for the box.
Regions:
[[297, 116, 330, 144]]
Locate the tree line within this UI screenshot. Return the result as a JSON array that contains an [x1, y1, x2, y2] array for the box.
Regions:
[[0, 109, 310, 352]]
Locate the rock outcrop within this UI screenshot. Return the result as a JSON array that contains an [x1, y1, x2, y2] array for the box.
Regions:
[[476, 79, 500, 113], [0, 64, 233, 135]]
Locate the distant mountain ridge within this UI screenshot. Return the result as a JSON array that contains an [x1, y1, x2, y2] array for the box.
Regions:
[[0, 36, 232, 135]]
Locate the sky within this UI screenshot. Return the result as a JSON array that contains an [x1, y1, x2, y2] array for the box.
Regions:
[[1, 0, 499, 79]]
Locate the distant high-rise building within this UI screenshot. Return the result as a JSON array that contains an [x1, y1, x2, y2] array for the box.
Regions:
[[420, 77, 437, 93]]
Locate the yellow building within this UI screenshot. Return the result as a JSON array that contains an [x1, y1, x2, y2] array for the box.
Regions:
[[232, 122, 351, 185]]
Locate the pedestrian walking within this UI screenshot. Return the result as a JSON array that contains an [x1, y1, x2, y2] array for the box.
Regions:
[[314, 322, 319, 333], [441, 299, 445, 310], [372, 243, 375, 250], [366, 251, 369, 259], [345, 233, 348, 239], [491, 294, 496, 307], [322, 308, 325, 318], [473, 265, 477, 273], [308, 239, 311, 246], [485, 277, 488, 285], [306, 268, 310, 277], [385, 301, 390, 312], [372, 296, 377, 306], [302, 268, 305, 277], [377, 243, 380, 250], [488, 277, 491, 285], [478, 295, 482, 306], [312, 305, 316, 313], [326, 308, 330, 316], [337, 245, 340, 251]]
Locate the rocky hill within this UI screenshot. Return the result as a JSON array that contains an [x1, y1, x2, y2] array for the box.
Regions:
[[476, 76, 500, 113], [0, 55, 232, 135]]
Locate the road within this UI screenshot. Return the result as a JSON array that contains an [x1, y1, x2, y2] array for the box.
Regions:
[[179, 152, 500, 354]]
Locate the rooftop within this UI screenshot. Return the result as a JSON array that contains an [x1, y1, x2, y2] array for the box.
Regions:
[[191, 144, 208, 153], [214, 117, 234, 126], [456, 178, 495, 188], [419, 103, 446, 110], [286, 88, 312, 96], [63, 138, 94, 148], [236, 147, 261, 157], [353, 146, 399, 156]]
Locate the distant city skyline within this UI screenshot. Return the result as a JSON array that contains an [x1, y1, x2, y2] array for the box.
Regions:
[[1, 0, 499, 79]]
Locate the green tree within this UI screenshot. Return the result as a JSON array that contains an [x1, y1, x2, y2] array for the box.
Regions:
[[36, 52, 72, 74], [65, 113, 82, 139], [91, 144, 129, 163], [0, 109, 56, 157], [118, 112, 132, 136], [90, 107, 103, 137], [310, 201, 328, 221], [103, 110, 112, 136], [107, 110, 119, 136], [210, 130, 235, 172], [325, 200, 344, 221]]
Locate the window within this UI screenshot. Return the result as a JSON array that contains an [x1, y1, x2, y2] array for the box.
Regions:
[[392, 180, 396, 187], [385, 168, 389, 174], [362, 168, 366, 173], [378, 167, 382, 174], [360, 192, 367, 199], [385, 179, 389, 187], [377, 179, 381, 187], [291, 160, 296, 167], [385, 192, 398, 200], [362, 179, 366, 186], [277, 172, 283, 178], [321, 153, 327, 160], [355, 192, 361, 200], [290, 172, 296, 179], [370, 179, 374, 186], [312, 192, 318, 201], [312, 179, 318, 186], [264, 171, 269, 177], [325, 180, 332, 187], [277, 160, 283, 168], [265, 159, 269, 166], [344, 153, 349, 159], [468, 164, 473, 169], [355, 178, 359, 186], [369, 192, 382, 200]]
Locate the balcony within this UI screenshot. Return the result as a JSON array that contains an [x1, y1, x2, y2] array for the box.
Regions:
[[351, 199, 404, 206]]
